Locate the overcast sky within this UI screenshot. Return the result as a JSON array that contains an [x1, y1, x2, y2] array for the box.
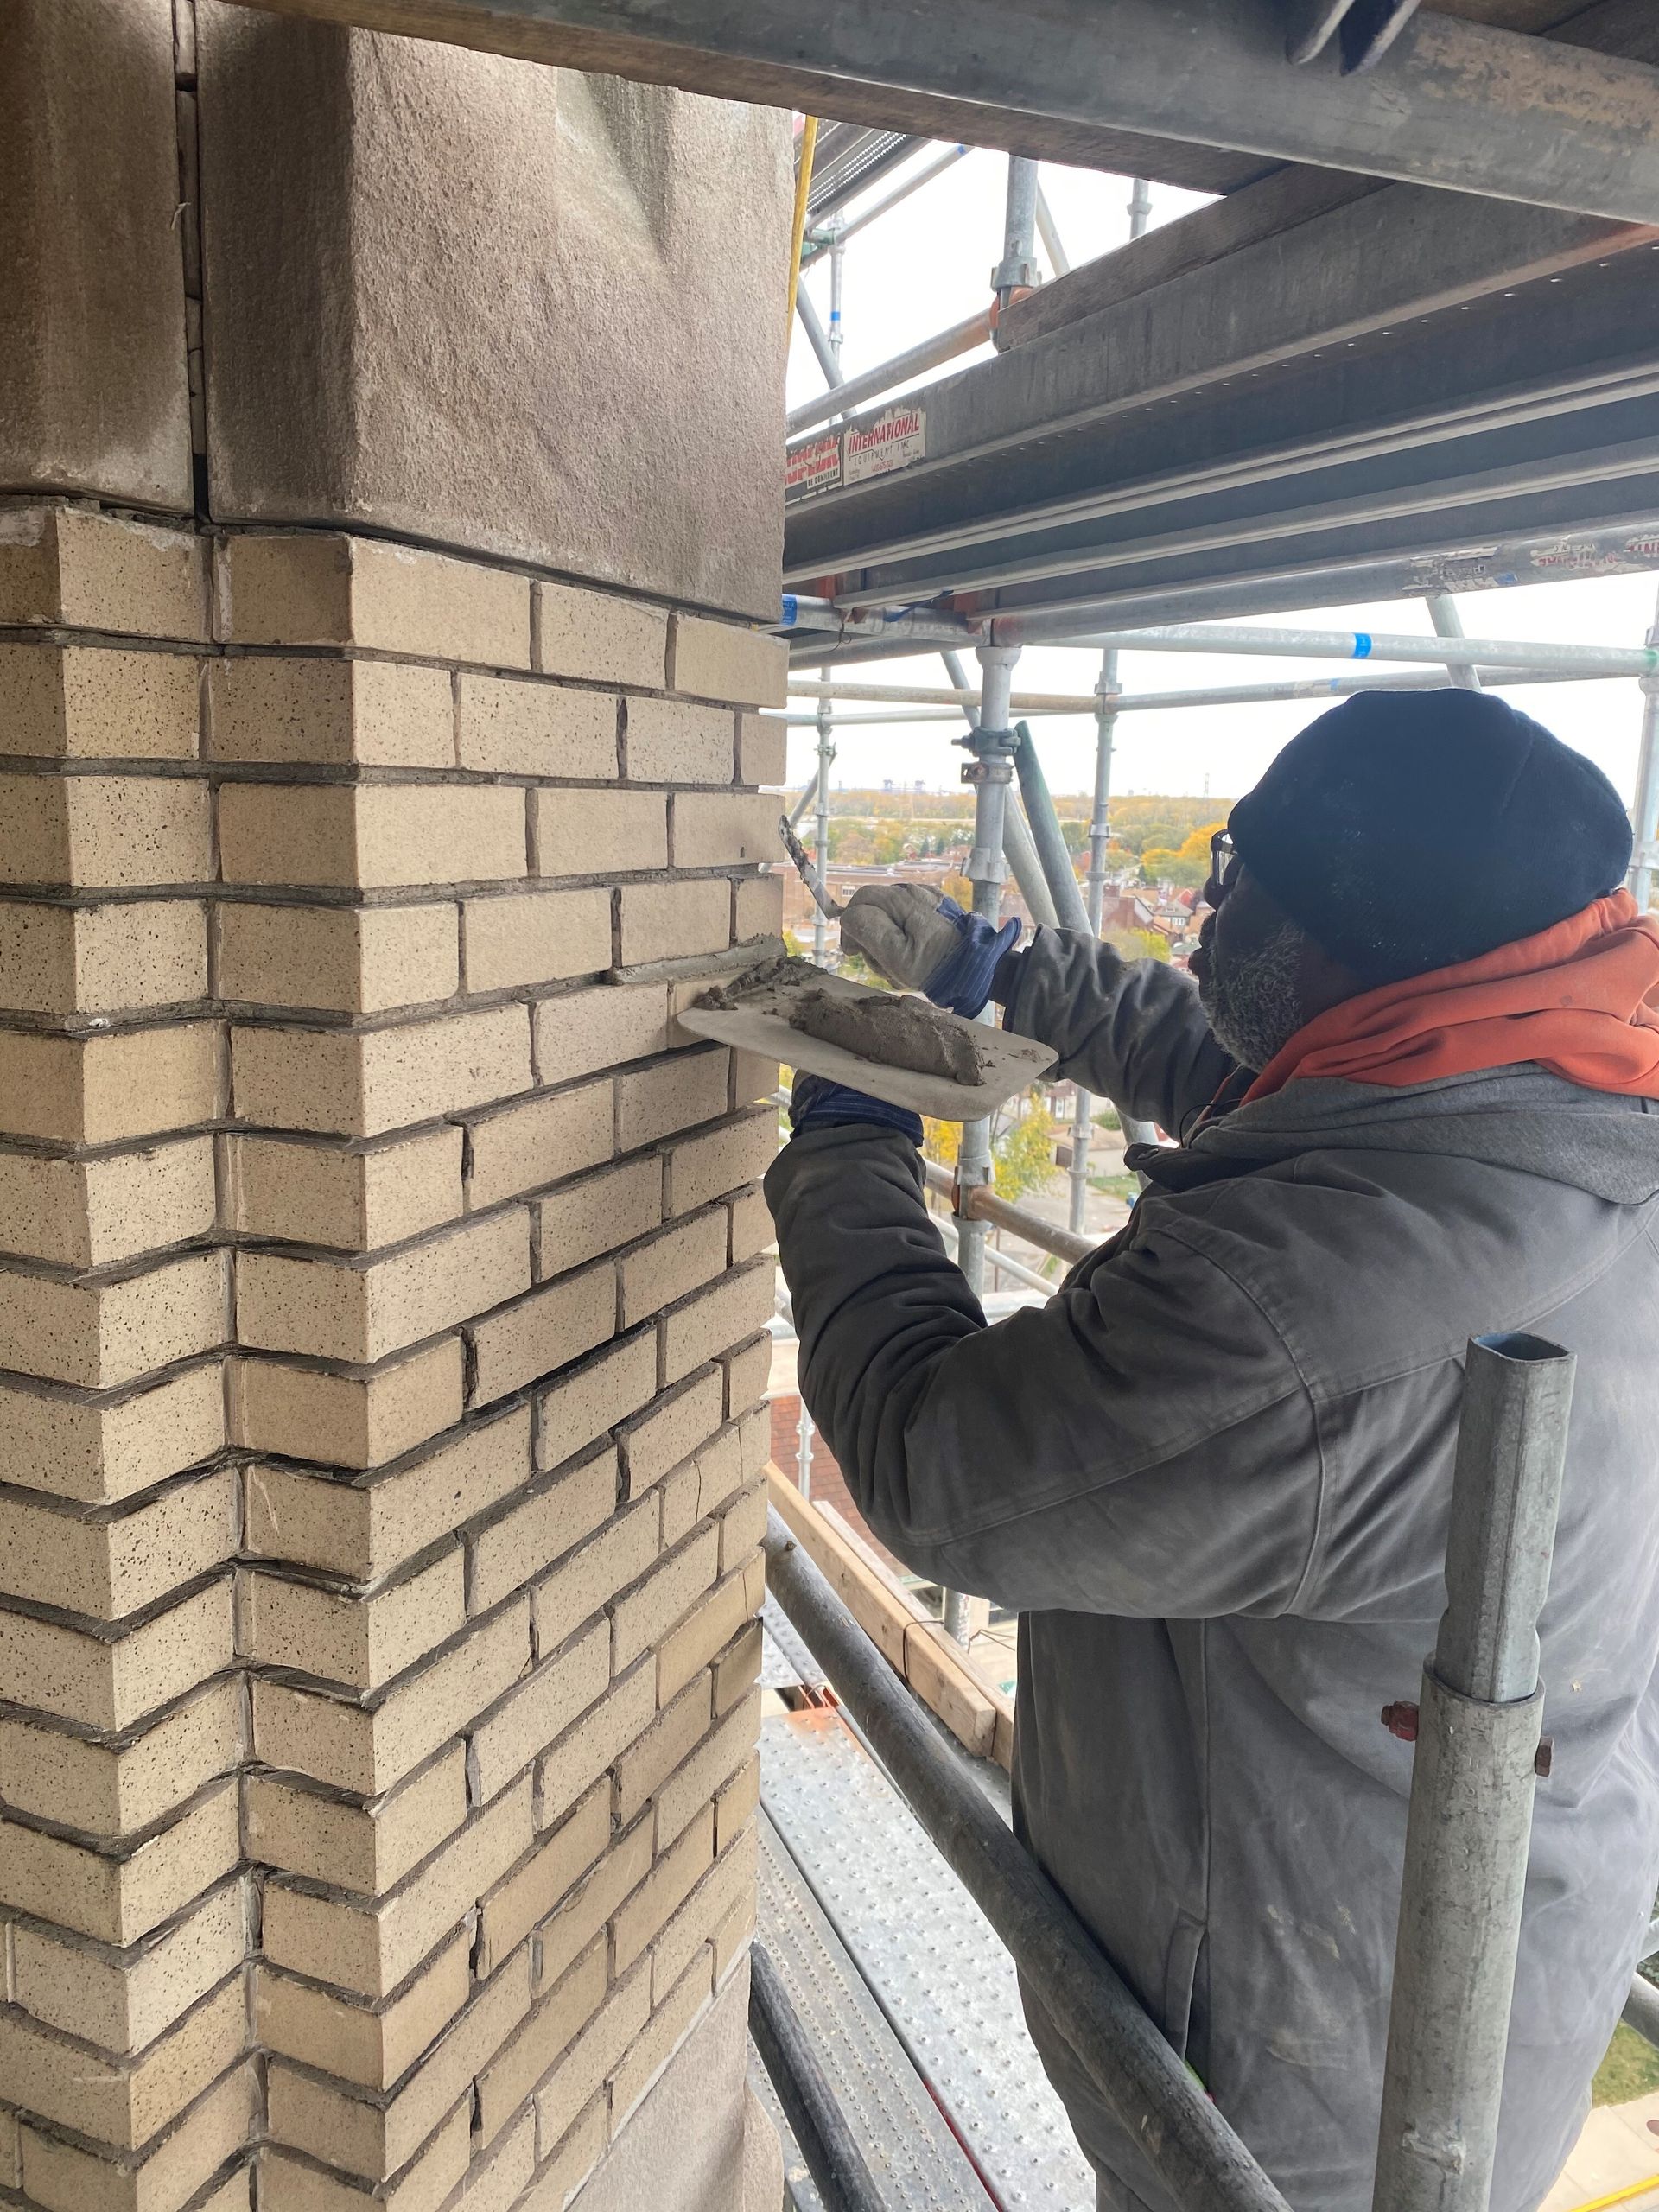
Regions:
[[784, 146, 1658, 806]]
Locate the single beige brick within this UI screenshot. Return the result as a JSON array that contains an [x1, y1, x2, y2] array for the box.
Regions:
[[258, 2105, 470, 2212], [246, 1743, 467, 1897], [0, 1969, 245, 2152], [207, 655, 453, 767], [457, 673, 617, 779], [613, 1674, 712, 1830], [625, 696, 734, 785], [532, 788, 667, 880], [534, 1330, 657, 1476], [476, 1781, 609, 1980], [239, 1546, 466, 1692], [670, 791, 780, 870], [534, 1661, 655, 1832], [618, 1209, 727, 1330], [613, 1802, 715, 1973], [618, 1368, 724, 1499], [12, 1875, 246, 2056], [18, 2059, 254, 2212], [535, 582, 667, 690], [656, 1688, 762, 1847], [230, 1338, 464, 1472], [257, 1924, 471, 2094], [454, 2107, 537, 2212], [520, 2095, 606, 2212], [469, 1615, 609, 1804], [0, 772, 212, 890], [467, 1446, 618, 1617], [533, 982, 667, 1087], [715, 1749, 760, 1855], [476, 1939, 607, 2149], [467, 1258, 614, 1409], [530, 1819, 652, 1999], [465, 1079, 613, 1212], [617, 879, 729, 969], [0, 1020, 219, 1146], [657, 1567, 753, 1707], [667, 613, 787, 710], [728, 1190, 772, 1268], [0, 1135, 214, 1269], [0, 1363, 222, 1509], [216, 532, 530, 667], [267, 1948, 531, 2181], [614, 1048, 729, 1154], [229, 1125, 464, 1251], [724, 1330, 772, 1421], [244, 1405, 531, 1583], [0, 1674, 242, 1838], [695, 1421, 755, 1523], [0, 1575, 233, 1732], [531, 1956, 651, 2153], [734, 872, 784, 942], [238, 1206, 529, 1365], [651, 1822, 760, 2008], [217, 902, 459, 1016], [613, 1947, 714, 2129], [0, 1773, 239, 1945], [0, 643, 200, 760], [219, 782, 526, 890], [535, 1156, 659, 1281], [665, 1109, 775, 1219], [231, 1003, 531, 1139], [720, 1479, 768, 1576], [661, 1259, 774, 1387], [611, 1526, 719, 1673], [714, 1618, 764, 1717], [259, 1774, 532, 2001], [0, 1465, 237, 1619], [531, 1497, 658, 1656], [736, 711, 788, 789], [0, 1246, 226, 1392], [461, 887, 611, 994], [0, 897, 207, 1016], [0, 509, 207, 640]]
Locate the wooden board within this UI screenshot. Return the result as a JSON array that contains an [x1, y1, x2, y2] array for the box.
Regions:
[[677, 967, 1055, 1122]]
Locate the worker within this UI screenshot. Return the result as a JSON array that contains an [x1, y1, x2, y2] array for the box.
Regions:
[[765, 690, 1659, 2212]]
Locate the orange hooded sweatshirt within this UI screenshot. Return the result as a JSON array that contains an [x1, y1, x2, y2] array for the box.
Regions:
[[1244, 889, 1659, 1105]]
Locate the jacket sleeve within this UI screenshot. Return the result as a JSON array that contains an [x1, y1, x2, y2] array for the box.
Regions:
[[766, 1122, 1321, 1618], [998, 930, 1235, 1140]]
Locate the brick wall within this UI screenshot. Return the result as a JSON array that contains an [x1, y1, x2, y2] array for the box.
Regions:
[[0, 501, 788, 2210]]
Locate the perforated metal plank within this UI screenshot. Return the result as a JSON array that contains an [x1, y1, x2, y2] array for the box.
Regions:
[[762, 1709, 1096, 2212], [757, 1802, 989, 2211], [763, 1593, 827, 1693]]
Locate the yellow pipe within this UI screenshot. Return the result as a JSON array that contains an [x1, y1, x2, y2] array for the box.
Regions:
[[786, 116, 819, 329], [1565, 2171, 1659, 2212]]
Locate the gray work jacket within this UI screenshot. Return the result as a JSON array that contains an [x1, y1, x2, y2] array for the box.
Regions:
[[764, 931, 1659, 2212]]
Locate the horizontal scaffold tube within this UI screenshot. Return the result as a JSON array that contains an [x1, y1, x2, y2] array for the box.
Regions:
[[1031, 621, 1659, 677]]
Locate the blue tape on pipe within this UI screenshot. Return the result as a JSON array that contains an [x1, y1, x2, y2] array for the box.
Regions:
[[782, 594, 798, 627], [1352, 633, 1372, 658]]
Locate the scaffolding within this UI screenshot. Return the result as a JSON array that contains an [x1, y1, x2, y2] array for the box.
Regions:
[[763, 124, 1659, 2212]]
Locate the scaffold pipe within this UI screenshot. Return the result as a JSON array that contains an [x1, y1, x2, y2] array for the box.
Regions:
[[786, 307, 993, 435], [1033, 622, 1659, 679]]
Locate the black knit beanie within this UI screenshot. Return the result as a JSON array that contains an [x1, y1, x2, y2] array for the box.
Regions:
[[1228, 689, 1632, 988]]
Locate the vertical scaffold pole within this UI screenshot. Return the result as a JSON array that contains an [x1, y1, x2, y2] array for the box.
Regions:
[[827, 214, 845, 378], [1630, 587, 1659, 913], [813, 676, 835, 968], [942, 641, 1020, 1649], [1371, 1332, 1575, 2212], [1128, 176, 1153, 241], [994, 158, 1039, 311]]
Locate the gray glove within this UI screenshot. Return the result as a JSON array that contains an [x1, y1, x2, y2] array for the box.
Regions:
[[838, 884, 965, 991]]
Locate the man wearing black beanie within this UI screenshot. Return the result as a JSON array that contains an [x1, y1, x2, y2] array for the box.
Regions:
[[766, 687, 1659, 2212]]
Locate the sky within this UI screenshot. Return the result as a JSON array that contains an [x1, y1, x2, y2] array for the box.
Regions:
[[782, 145, 1658, 808]]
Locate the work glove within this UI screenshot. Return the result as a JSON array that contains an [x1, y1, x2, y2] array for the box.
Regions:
[[840, 883, 1020, 1017], [788, 1071, 923, 1147]]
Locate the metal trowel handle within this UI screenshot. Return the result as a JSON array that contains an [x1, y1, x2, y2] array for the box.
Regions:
[[779, 814, 845, 920]]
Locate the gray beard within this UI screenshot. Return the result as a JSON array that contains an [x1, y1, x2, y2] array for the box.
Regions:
[[1199, 918, 1312, 1074]]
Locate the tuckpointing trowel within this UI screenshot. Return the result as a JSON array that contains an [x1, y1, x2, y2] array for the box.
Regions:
[[778, 814, 844, 920]]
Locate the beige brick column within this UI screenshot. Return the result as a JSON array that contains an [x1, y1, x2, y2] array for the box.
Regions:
[[0, 508, 251, 2212], [214, 531, 783, 2210]]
